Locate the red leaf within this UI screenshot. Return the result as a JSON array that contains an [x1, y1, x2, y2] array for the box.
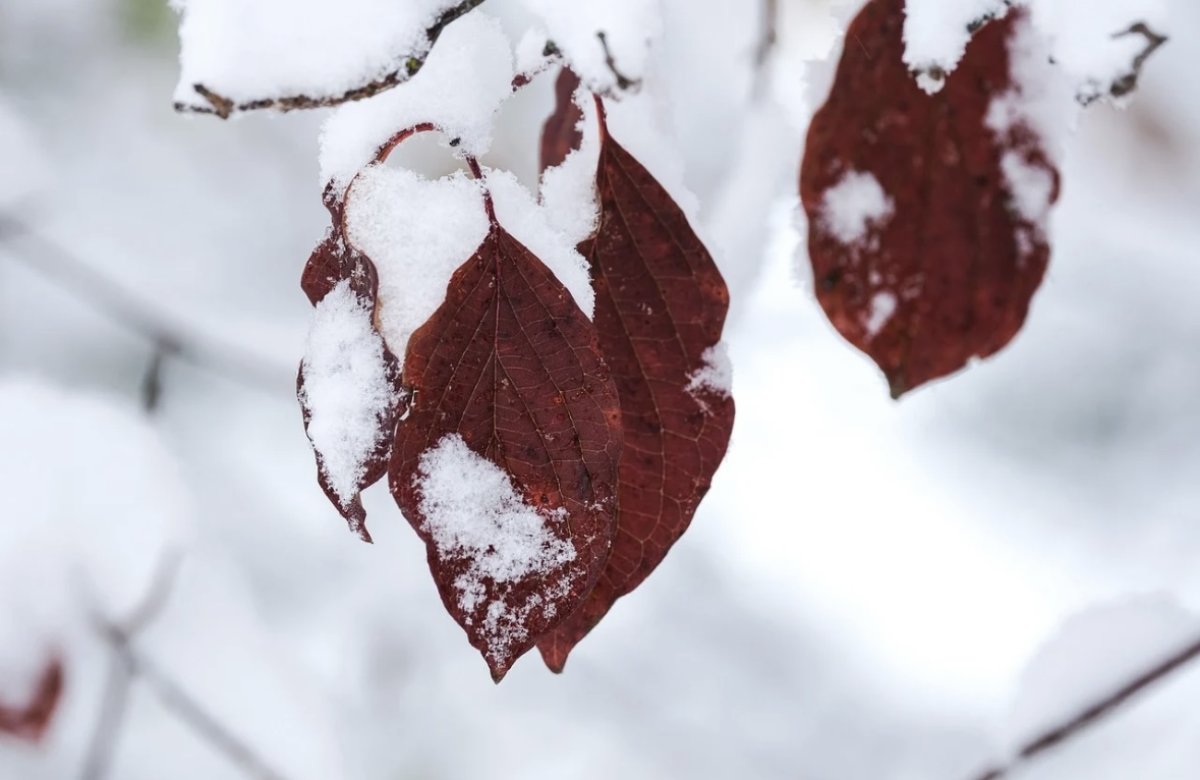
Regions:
[[537, 103, 735, 672], [390, 219, 623, 681], [800, 0, 1059, 397], [0, 659, 63, 743], [539, 68, 583, 176], [298, 206, 406, 543]]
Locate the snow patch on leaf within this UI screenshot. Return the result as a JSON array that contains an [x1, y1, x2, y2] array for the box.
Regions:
[[820, 170, 894, 246], [540, 86, 601, 246], [318, 13, 515, 187], [687, 343, 733, 401], [345, 166, 491, 358], [998, 152, 1055, 224], [903, 0, 1010, 93], [986, 15, 1072, 246], [864, 291, 898, 338], [488, 169, 595, 318], [300, 280, 397, 509], [414, 435, 578, 665], [604, 90, 701, 221]]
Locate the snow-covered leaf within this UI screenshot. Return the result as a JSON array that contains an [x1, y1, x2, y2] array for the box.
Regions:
[[801, 0, 1061, 397], [389, 217, 623, 681], [538, 101, 735, 671], [299, 217, 405, 542]]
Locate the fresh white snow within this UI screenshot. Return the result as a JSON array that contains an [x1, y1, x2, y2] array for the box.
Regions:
[[172, 0, 456, 110], [344, 165, 491, 358], [864, 291, 898, 338], [414, 434, 576, 663], [318, 13, 516, 187], [1007, 596, 1200, 748], [687, 343, 734, 400], [488, 168, 595, 318], [300, 280, 396, 509], [820, 170, 894, 246], [518, 0, 662, 92], [904, 0, 1168, 103], [903, 0, 1010, 93]]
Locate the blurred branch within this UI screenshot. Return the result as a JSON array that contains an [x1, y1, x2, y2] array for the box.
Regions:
[[969, 632, 1200, 780], [754, 0, 778, 69], [79, 649, 134, 780], [175, 0, 488, 118], [0, 213, 291, 398], [80, 552, 183, 780], [81, 552, 290, 780], [751, 0, 779, 99], [140, 341, 180, 413], [128, 651, 288, 780]]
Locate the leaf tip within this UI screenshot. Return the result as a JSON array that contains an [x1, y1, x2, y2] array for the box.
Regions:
[[342, 501, 374, 544], [488, 660, 512, 684], [536, 638, 570, 674]]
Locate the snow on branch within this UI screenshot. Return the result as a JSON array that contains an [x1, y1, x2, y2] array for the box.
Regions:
[[968, 600, 1200, 780], [173, 0, 487, 119], [903, 0, 1168, 103], [1093, 22, 1168, 104]]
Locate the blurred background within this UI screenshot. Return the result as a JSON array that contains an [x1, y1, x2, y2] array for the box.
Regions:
[[1, 0, 1199, 778]]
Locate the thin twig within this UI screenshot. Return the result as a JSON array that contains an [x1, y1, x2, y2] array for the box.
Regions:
[[175, 0, 488, 118], [79, 552, 182, 780], [0, 213, 291, 397], [78, 650, 134, 780], [968, 632, 1200, 780], [1107, 22, 1168, 100], [128, 650, 288, 780], [80, 552, 290, 780], [596, 31, 642, 92]]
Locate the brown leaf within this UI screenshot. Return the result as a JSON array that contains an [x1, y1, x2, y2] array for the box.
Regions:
[[539, 68, 584, 176], [800, 0, 1059, 397], [537, 103, 735, 672], [390, 219, 623, 681], [0, 659, 63, 743], [298, 206, 406, 543]]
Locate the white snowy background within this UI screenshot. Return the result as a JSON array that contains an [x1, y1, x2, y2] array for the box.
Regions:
[[1, 0, 1199, 778]]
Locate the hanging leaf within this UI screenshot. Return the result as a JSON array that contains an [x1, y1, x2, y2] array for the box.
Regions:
[[0, 659, 63, 742], [801, 0, 1059, 397], [390, 214, 623, 681], [537, 103, 735, 672], [298, 202, 406, 543], [539, 67, 584, 176]]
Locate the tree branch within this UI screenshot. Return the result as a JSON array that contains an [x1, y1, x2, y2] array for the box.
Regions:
[[175, 0, 489, 119], [80, 552, 290, 780], [596, 31, 642, 92], [1106, 22, 1168, 101], [0, 213, 291, 397], [969, 631, 1200, 780]]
